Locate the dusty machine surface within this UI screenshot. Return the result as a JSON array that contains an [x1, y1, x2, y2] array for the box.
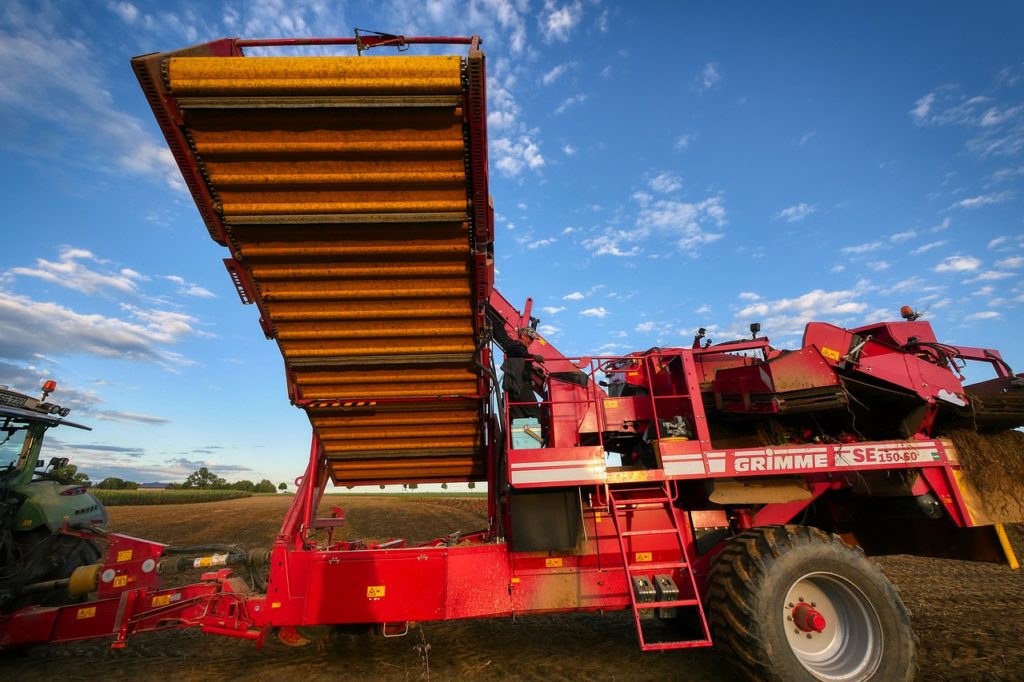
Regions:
[[2, 33, 1023, 682]]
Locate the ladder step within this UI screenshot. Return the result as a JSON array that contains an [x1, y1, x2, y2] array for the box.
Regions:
[[642, 640, 713, 651], [627, 562, 689, 571], [620, 528, 680, 537], [613, 497, 670, 506], [636, 599, 700, 609]]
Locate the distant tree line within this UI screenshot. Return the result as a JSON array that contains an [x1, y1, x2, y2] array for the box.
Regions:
[[166, 466, 285, 493], [54, 463, 288, 493]]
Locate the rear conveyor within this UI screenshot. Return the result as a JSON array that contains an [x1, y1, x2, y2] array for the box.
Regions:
[[134, 38, 493, 486]]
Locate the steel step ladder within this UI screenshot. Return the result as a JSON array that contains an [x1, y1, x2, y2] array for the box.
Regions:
[[607, 482, 712, 651]]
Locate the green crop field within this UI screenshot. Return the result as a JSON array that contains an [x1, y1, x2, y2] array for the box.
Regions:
[[91, 489, 253, 506]]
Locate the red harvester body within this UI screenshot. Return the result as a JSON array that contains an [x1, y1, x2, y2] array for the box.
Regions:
[[3, 33, 1022, 681]]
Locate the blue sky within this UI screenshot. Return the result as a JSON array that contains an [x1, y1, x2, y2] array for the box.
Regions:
[[0, 1, 1022, 487]]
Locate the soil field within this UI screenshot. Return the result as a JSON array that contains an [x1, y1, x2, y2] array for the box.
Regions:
[[4, 495, 1024, 680]]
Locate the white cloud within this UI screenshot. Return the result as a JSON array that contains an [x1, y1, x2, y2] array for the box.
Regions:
[[563, 291, 585, 301], [0, 291, 196, 366], [889, 230, 917, 243], [798, 130, 817, 146], [8, 247, 141, 296], [911, 84, 1024, 158], [910, 93, 936, 124], [674, 133, 695, 151], [997, 256, 1024, 268], [163, 275, 215, 298], [775, 203, 817, 222], [636, 196, 727, 252], [736, 288, 868, 338], [830, 264, 846, 273], [580, 306, 609, 318], [990, 166, 1024, 183], [526, 238, 556, 250], [541, 306, 566, 315], [539, 1, 583, 42], [582, 233, 643, 257], [934, 255, 982, 273], [648, 171, 683, 194], [841, 241, 884, 255], [695, 304, 712, 314], [867, 260, 890, 272], [492, 135, 545, 176], [698, 61, 721, 92], [487, 111, 517, 130], [965, 311, 1001, 321], [910, 240, 947, 255], [949, 191, 1015, 209], [562, 143, 577, 155], [930, 217, 952, 233], [537, 323, 560, 337], [555, 93, 587, 114], [879, 276, 928, 296], [981, 105, 1024, 127], [109, 1, 139, 23], [963, 270, 1014, 283], [738, 292, 761, 301], [973, 285, 996, 297], [542, 62, 571, 85], [989, 236, 1009, 249], [584, 192, 727, 258], [182, 285, 215, 298], [635, 321, 656, 332]]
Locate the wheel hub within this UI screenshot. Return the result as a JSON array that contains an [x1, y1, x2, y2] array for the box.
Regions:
[[782, 572, 883, 680], [792, 602, 827, 633]]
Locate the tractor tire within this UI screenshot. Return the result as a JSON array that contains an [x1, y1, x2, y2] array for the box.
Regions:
[[705, 525, 917, 682]]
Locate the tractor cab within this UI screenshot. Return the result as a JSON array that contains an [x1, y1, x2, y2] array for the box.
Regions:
[[0, 382, 106, 612]]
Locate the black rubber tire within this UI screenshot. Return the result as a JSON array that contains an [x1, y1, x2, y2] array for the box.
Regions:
[[705, 525, 918, 682]]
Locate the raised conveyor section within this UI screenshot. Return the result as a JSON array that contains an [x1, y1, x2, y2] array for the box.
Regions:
[[134, 39, 493, 486]]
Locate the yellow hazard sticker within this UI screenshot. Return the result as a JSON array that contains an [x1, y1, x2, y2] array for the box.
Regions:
[[510, 577, 521, 584], [545, 557, 563, 568], [595, 511, 603, 523], [635, 552, 653, 563], [113, 575, 128, 588], [152, 595, 172, 607], [117, 549, 133, 562], [271, 601, 282, 609], [76, 607, 96, 620], [537, 337, 547, 346], [367, 585, 386, 599], [604, 400, 619, 409], [820, 347, 841, 362], [627, 371, 639, 377]]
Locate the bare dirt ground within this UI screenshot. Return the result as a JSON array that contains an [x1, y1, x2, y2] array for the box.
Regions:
[[4, 495, 1024, 680]]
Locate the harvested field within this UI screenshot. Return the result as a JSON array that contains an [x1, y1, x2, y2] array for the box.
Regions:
[[4, 495, 1024, 680]]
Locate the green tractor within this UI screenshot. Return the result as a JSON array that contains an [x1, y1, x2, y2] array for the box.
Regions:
[[0, 381, 107, 611]]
